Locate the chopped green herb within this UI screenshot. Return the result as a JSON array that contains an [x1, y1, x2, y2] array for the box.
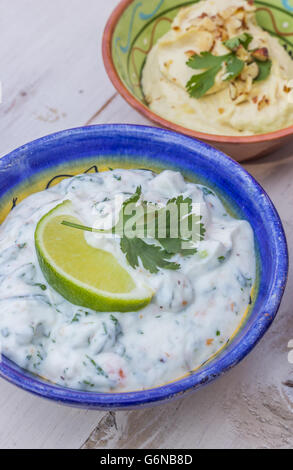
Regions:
[[110, 314, 118, 326], [86, 355, 108, 378], [18, 243, 27, 249], [216, 330, 221, 336], [218, 256, 226, 263], [72, 313, 81, 323], [103, 322, 108, 335], [83, 380, 95, 387], [201, 187, 214, 197], [34, 283, 47, 291]]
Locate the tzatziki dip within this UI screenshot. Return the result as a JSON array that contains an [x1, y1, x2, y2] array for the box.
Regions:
[[0, 169, 256, 392]]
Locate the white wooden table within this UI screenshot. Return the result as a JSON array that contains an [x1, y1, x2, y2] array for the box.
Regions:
[[0, 0, 293, 449]]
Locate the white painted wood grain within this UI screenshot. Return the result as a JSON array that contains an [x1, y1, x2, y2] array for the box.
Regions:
[[0, 0, 117, 157], [1, 0, 293, 450]]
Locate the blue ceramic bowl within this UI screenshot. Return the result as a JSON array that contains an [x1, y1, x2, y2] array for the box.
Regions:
[[0, 125, 288, 409]]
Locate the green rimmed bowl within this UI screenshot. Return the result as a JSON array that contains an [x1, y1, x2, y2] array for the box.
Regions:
[[103, 0, 293, 161]]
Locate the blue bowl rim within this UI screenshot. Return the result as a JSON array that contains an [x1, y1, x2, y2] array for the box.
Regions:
[[0, 124, 288, 409]]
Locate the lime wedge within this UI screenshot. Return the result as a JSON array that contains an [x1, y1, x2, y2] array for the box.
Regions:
[[35, 200, 153, 312]]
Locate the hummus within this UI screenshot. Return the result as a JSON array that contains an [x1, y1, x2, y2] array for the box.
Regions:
[[142, 0, 293, 136]]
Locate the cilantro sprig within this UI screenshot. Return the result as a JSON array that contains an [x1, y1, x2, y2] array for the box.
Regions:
[[223, 32, 253, 51], [62, 187, 205, 274], [186, 33, 272, 99]]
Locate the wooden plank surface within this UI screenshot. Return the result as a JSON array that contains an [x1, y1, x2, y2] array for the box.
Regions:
[[0, 0, 293, 449]]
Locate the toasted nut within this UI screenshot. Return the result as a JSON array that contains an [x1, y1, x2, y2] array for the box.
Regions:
[[218, 108, 225, 114], [258, 95, 270, 111], [225, 17, 243, 35], [215, 26, 229, 41], [198, 12, 208, 19], [252, 47, 269, 62], [198, 16, 216, 32], [244, 76, 253, 94], [211, 14, 224, 27], [172, 26, 180, 31], [234, 7, 245, 20], [284, 85, 292, 93], [240, 62, 259, 81], [234, 93, 249, 105], [220, 6, 237, 20], [230, 81, 250, 105], [229, 82, 238, 100], [252, 96, 258, 103], [196, 31, 215, 51], [236, 44, 251, 62], [164, 60, 173, 69]]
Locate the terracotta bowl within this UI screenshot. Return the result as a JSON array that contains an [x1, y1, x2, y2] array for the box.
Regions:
[[103, 0, 293, 162]]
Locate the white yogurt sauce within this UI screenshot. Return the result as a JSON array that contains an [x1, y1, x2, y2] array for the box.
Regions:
[[0, 170, 256, 392]]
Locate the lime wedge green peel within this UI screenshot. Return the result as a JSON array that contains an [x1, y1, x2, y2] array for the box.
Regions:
[[35, 201, 154, 313]]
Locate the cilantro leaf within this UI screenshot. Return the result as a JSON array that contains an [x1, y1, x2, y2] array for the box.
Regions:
[[186, 52, 244, 98], [120, 237, 179, 274], [156, 195, 204, 253], [224, 33, 253, 51], [223, 55, 244, 81], [112, 186, 142, 234], [186, 65, 222, 98], [187, 52, 230, 69], [62, 188, 204, 274], [185, 33, 272, 99], [254, 59, 272, 82]]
